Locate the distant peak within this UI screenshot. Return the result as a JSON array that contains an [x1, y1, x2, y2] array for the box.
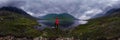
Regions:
[[0, 6, 29, 15]]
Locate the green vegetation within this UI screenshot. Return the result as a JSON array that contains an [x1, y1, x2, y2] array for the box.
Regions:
[[0, 11, 41, 38], [41, 10, 120, 40], [0, 8, 120, 40], [41, 27, 72, 38], [71, 10, 120, 40]]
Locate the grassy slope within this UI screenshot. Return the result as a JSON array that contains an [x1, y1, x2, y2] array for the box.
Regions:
[[40, 9, 120, 40], [39, 10, 120, 40], [0, 11, 41, 38], [1, 7, 119, 39], [71, 10, 120, 40]]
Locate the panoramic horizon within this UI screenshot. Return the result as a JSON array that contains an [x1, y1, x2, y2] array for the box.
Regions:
[[0, 0, 120, 19], [0, 0, 120, 40]]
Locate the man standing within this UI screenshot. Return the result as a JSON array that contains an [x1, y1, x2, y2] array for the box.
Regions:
[[55, 17, 59, 27]]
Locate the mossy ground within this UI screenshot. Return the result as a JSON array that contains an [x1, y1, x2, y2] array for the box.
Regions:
[[0, 10, 120, 40], [0, 11, 41, 38], [41, 10, 120, 40]]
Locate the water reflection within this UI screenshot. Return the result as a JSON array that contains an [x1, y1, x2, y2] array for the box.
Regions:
[[36, 13, 87, 30]]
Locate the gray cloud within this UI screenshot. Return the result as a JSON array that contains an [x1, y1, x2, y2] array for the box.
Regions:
[[0, 0, 120, 23]]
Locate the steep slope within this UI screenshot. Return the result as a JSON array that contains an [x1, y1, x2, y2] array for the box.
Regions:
[[0, 7, 36, 19], [0, 7, 29, 15], [0, 7, 41, 38], [104, 8, 120, 16]]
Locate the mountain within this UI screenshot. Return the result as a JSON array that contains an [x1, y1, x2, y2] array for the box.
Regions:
[[0, 7, 30, 15], [70, 8, 120, 40], [0, 6, 120, 40], [0, 7, 41, 38], [0, 7, 36, 19], [93, 8, 120, 18], [40, 13, 58, 20], [40, 13, 76, 20], [39, 8, 120, 40], [58, 13, 76, 20], [104, 8, 120, 16], [39, 13, 77, 27]]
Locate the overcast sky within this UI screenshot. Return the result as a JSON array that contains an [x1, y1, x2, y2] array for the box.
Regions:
[[0, 0, 120, 20]]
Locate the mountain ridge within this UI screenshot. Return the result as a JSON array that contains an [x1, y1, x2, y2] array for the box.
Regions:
[[0, 6, 36, 20], [0, 7, 41, 38]]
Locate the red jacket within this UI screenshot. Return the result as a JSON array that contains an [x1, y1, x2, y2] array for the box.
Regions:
[[55, 18, 59, 26]]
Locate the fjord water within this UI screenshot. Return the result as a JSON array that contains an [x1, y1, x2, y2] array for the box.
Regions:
[[37, 13, 81, 29]]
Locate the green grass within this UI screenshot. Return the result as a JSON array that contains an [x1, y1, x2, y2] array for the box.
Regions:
[[38, 10, 120, 40], [0, 11, 41, 38], [0, 10, 120, 40], [70, 12, 120, 40]]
